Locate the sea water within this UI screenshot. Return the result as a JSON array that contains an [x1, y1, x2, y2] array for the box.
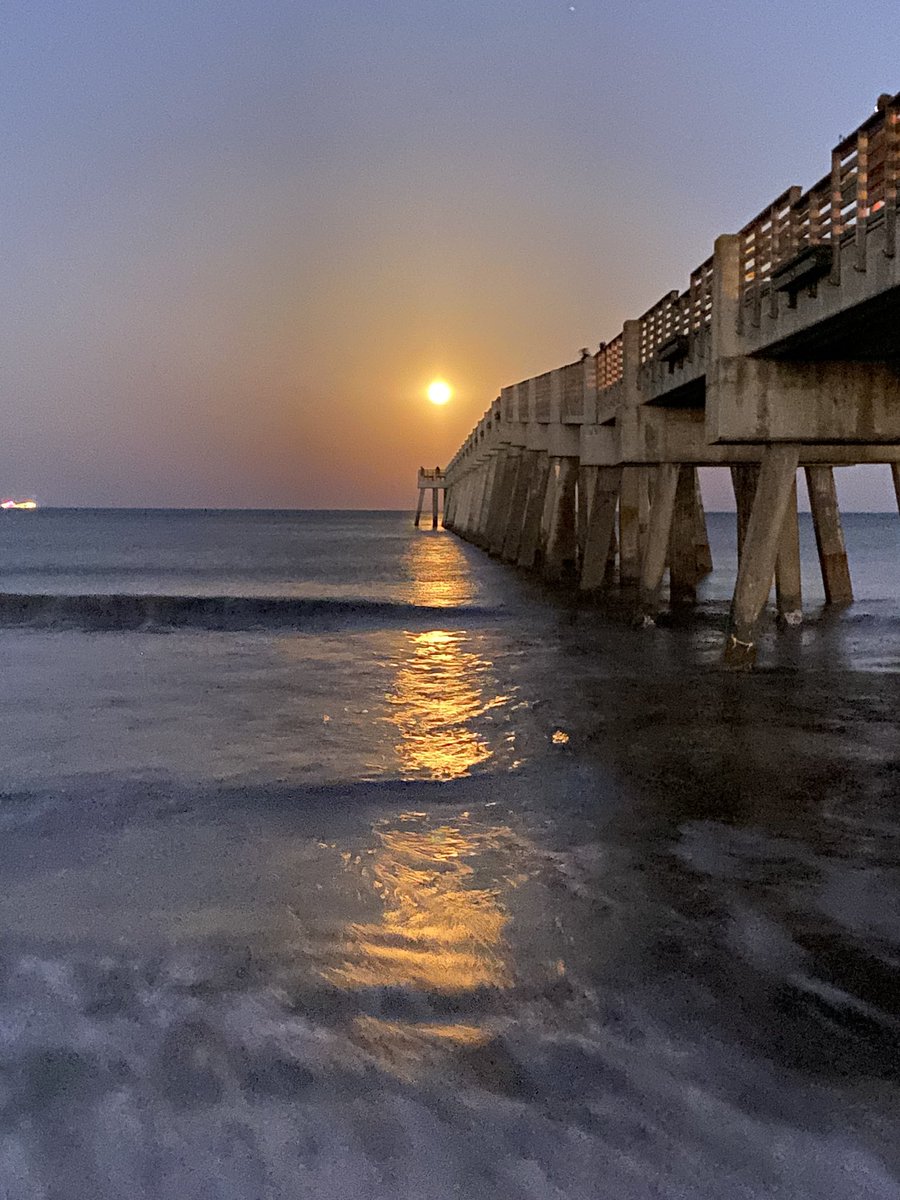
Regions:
[[0, 509, 898, 1199]]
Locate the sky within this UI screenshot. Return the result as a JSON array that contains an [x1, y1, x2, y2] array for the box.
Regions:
[[1, 0, 898, 508]]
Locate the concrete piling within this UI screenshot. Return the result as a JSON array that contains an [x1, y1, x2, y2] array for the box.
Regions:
[[577, 464, 598, 566], [669, 465, 700, 606], [618, 466, 643, 589], [775, 476, 803, 625], [489, 448, 520, 555], [805, 466, 853, 606], [517, 454, 551, 570], [543, 457, 579, 581], [638, 463, 680, 622], [731, 464, 759, 564], [724, 446, 801, 668], [638, 467, 652, 561], [692, 470, 713, 578], [537, 458, 561, 567], [483, 447, 510, 553], [580, 467, 621, 592], [502, 449, 537, 562], [475, 454, 499, 548]]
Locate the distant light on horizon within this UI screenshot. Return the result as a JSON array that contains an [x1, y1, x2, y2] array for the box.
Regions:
[[0, 499, 37, 510], [427, 380, 453, 406]]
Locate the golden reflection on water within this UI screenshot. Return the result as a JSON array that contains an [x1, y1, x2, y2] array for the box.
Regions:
[[403, 529, 475, 608], [327, 814, 522, 1074], [389, 523, 510, 780], [328, 818, 513, 994], [388, 629, 508, 779], [324, 529, 526, 1074], [351, 1016, 491, 1081]]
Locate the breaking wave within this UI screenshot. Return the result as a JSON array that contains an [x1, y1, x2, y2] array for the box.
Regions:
[[0, 593, 503, 633]]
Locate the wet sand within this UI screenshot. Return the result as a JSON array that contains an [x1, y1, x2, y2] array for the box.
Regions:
[[0, 613, 898, 1197]]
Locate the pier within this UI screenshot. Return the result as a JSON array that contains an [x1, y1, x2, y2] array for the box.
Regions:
[[436, 92, 900, 666], [414, 467, 446, 529]]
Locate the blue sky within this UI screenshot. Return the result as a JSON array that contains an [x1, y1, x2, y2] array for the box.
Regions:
[[1, 1, 897, 506]]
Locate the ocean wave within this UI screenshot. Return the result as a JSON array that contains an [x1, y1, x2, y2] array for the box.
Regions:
[[0, 941, 894, 1199], [0, 592, 502, 633]]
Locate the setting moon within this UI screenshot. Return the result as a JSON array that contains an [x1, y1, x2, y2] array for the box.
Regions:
[[427, 380, 452, 406]]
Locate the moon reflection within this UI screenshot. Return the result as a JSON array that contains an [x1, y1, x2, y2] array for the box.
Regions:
[[327, 811, 524, 1078], [403, 526, 476, 608], [323, 561, 524, 1073], [328, 816, 513, 994], [387, 629, 506, 779]]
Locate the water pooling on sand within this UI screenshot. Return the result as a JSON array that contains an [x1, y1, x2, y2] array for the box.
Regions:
[[0, 511, 898, 1198]]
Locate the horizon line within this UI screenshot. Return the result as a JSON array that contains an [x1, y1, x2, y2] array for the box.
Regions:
[[11, 505, 900, 515]]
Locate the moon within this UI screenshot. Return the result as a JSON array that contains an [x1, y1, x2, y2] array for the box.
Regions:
[[427, 380, 452, 406]]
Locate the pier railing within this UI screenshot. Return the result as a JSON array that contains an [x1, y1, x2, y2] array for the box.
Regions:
[[442, 91, 900, 466], [585, 92, 900, 407], [596, 335, 623, 389]]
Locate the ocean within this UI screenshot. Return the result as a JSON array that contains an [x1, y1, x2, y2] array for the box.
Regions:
[[0, 508, 898, 1199]]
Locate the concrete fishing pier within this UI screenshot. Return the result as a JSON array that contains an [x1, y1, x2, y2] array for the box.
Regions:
[[432, 91, 900, 666], [414, 467, 446, 529]]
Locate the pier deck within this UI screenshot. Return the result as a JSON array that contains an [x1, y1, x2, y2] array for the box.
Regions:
[[437, 92, 900, 665]]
